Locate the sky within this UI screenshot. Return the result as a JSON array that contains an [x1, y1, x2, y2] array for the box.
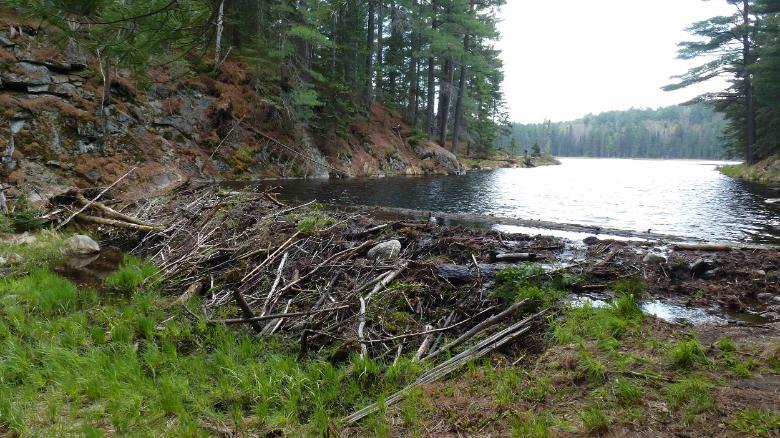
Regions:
[[497, 0, 738, 124]]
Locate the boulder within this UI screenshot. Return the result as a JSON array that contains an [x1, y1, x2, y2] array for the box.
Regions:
[[367, 239, 402, 260], [689, 257, 718, 278], [583, 236, 600, 245], [65, 234, 101, 255], [411, 141, 464, 175], [642, 253, 666, 264], [757, 292, 774, 302]]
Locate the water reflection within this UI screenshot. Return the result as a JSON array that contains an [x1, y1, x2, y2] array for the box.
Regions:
[[252, 158, 780, 243]]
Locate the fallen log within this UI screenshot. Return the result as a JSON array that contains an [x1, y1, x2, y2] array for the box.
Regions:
[[74, 193, 156, 228]]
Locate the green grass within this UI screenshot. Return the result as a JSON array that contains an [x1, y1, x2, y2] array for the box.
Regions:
[[0, 231, 69, 274], [666, 377, 715, 418], [669, 340, 708, 369], [511, 411, 554, 438], [551, 294, 643, 349], [718, 337, 737, 352], [613, 379, 643, 406], [288, 206, 338, 236], [105, 255, 159, 293], [579, 406, 609, 434], [730, 409, 780, 437], [0, 266, 425, 435], [492, 263, 566, 309]]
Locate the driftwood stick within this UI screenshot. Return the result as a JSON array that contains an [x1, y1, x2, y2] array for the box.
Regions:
[[75, 214, 160, 232], [232, 290, 263, 333], [413, 325, 434, 362], [240, 232, 300, 281], [343, 308, 550, 425], [276, 240, 375, 296], [366, 263, 408, 301], [212, 304, 351, 325], [428, 299, 529, 359], [74, 193, 155, 227], [358, 296, 368, 357], [57, 166, 136, 230], [260, 251, 288, 316]]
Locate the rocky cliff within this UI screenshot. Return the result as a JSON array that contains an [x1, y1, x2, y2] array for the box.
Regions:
[[0, 14, 462, 202]]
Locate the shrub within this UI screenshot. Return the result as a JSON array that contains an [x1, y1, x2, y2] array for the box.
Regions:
[[9, 194, 45, 232]]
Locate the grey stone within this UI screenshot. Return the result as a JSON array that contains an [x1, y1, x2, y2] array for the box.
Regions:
[[2, 62, 52, 85], [583, 236, 600, 245], [0, 33, 14, 47], [774, 296, 780, 305], [50, 82, 76, 96], [0, 256, 6, 266], [65, 234, 100, 255], [367, 239, 402, 260], [643, 253, 666, 264], [757, 292, 774, 302], [27, 83, 49, 93], [689, 258, 718, 278], [411, 141, 464, 175]]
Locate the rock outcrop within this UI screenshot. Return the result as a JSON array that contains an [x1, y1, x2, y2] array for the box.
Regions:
[[0, 14, 465, 203]]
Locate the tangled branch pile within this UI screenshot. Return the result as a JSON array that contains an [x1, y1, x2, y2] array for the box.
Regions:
[[52, 185, 561, 363]]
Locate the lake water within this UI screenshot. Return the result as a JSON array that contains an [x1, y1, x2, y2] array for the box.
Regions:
[[259, 158, 780, 243]]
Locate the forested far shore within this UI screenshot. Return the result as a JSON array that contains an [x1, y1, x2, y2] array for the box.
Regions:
[[502, 105, 728, 160]]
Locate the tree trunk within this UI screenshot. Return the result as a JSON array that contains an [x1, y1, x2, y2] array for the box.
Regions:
[[452, 1, 473, 151], [407, 0, 419, 123], [366, 0, 376, 110], [742, 0, 757, 164], [425, 0, 438, 137], [437, 57, 453, 148], [215, 0, 224, 65], [376, 0, 384, 101]]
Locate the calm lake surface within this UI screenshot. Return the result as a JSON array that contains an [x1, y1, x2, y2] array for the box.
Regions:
[[260, 158, 780, 243]]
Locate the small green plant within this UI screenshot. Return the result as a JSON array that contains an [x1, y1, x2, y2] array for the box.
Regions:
[[612, 277, 646, 298], [718, 337, 737, 352], [666, 377, 714, 416], [293, 208, 337, 236], [0, 214, 13, 234], [105, 256, 159, 293], [730, 409, 780, 437], [492, 264, 564, 309], [669, 340, 708, 369], [613, 379, 643, 406], [512, 411, 553, 438], [580, 350, 607, 383], [731, 358, 759, 378], [9, 194, 45, 232], [579, 406, 609, 434]]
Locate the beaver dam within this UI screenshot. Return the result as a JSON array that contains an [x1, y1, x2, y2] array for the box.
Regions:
[[1, 183, 779, 436]]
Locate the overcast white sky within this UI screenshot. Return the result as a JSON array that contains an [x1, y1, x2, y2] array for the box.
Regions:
[[497, 0, 737, 123]]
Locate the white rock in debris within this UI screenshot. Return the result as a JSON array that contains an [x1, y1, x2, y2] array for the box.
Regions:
[[367, 239, 402, 260], [65, 234, 100, 255], [642, 253, 666, 264], [0, 255, 6, 266]]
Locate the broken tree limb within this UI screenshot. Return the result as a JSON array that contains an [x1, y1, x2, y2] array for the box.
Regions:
[[212, 304, 351, 325], [427, 299, 529, 359], [413, 325, 434, 362], [343, 307, 551, 425], [74, 193, 156, 227], [232, 290, 263, 333], [75, 214, 160, 232], [366, 262, 408, 301], [56, 166, 136, 230]]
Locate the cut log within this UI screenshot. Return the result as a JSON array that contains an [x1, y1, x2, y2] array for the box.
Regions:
[[76, 214, 160, 232]]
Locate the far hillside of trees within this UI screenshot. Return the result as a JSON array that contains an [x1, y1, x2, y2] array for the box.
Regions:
[[503, 105, 728, 159]]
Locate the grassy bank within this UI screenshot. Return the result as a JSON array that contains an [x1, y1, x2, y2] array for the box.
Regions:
[[0, 233, 430, 435], [720, 155, 780, 185], [1, 230, 779, 436], [385, 279, 780, 436], [458, 151, 561, 171]]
